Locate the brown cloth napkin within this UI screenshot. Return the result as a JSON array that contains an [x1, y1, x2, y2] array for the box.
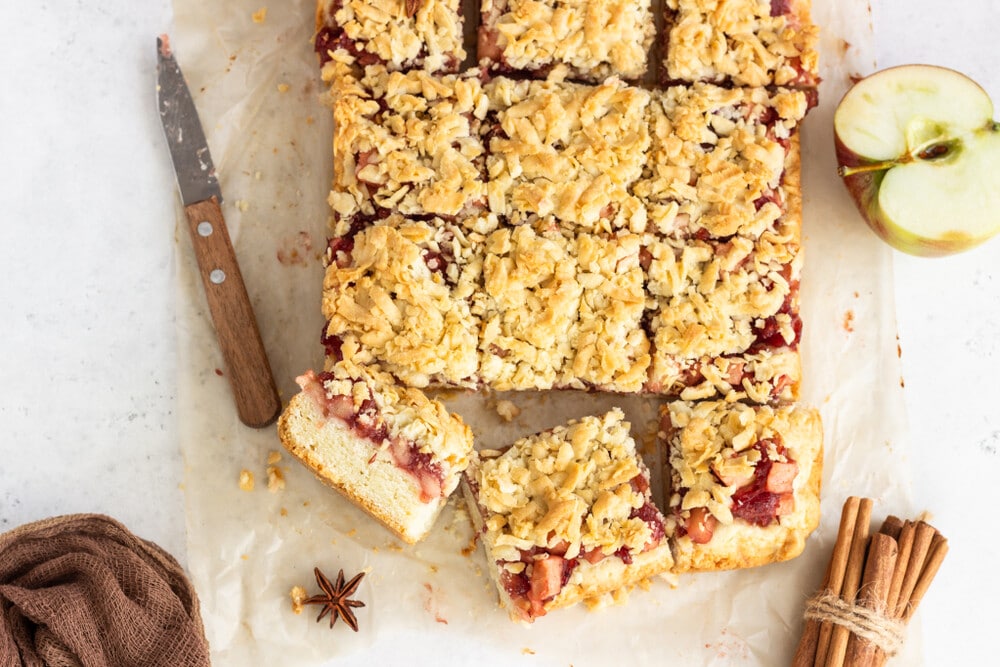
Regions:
[[0, 514, 210, 667]]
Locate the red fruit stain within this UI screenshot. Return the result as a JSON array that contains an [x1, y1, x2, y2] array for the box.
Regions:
[[276, 231, 314, 266], [423, 583, 448, 625], [843, 310, 855, 332]]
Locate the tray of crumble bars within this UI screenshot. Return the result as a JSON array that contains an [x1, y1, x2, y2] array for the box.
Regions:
[[171, 0, 920, 664]]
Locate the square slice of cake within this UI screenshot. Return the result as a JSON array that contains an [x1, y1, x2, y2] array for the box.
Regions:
[[462, 409, 674, 622], [322, 215, 483, 388], [478, 0, 654, 82], [643, 229, 803, 403], [662, 0, 819, 92], [474, 224, 581, 390], [278, 361, 474, 544], [474, 225, 651, 392], [315, 0, 466, 79], [330, 65, 489, 226], [482, 76, 650, 234], [635, 84, 809, 242], [660, 400, 822, 573]]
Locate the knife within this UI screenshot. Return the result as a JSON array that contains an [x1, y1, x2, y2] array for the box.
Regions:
[[156, 34, 281, 428]]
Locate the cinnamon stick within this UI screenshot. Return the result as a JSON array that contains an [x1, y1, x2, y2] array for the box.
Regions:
[[883, 520, 914, 615], [903, 535, 948, 622], [798, 496, 861, 667], [844, 532, 898, 667], [824, 496, 872, 667], [878, 515, 903, 541], [893, 521, 935, 618]]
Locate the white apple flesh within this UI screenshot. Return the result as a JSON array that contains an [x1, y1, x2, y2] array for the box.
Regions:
[[834, 65, 1000, 257]]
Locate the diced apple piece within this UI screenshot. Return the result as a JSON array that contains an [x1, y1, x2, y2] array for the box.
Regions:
[[529, 556, 565, 602], [834, 65, 1000, 256], [775, 492, 795, 516], [765, 461, 798, 493], [685, 507, 717, 545]]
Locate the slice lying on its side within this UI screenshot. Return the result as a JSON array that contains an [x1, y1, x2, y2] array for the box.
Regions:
[[278, 361, 473, 544], [835, 64, 1000, 256], [462, 409, 673, 623], [660, 400, 822, 573]]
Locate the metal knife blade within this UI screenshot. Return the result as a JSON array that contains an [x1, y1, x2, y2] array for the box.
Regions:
[[156, 34, 281, 429], [157, 36, 223, 207]]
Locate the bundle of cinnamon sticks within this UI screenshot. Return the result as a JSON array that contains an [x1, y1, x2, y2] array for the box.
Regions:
[[792, 496, 948, 667]]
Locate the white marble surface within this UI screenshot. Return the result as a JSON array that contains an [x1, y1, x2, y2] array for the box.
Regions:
[[1, 1, 998, 665]]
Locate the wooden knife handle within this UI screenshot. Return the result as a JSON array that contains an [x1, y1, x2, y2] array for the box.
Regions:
[[183, 197, 281, 428]]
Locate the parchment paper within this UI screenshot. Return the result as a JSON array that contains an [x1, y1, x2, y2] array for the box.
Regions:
[[172, 1, 921, 664]]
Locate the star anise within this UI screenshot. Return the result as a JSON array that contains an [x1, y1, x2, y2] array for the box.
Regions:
[[304, 567, 366, 631]]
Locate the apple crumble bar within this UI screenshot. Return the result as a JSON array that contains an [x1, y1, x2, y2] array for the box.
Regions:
[[279, 361, 474, 544], [478, 0, 654, 82], [462, 409, 673, 622], [659, 400, 822, 572], [315, 0, 466, 79], [662, 0, 819, 92]]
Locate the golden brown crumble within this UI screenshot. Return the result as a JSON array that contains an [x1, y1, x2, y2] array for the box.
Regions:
[[318, 0, 466, 75], [663, 0, 819, 87], [475, 409, 656, 562], [480, 0, 654, 81], [323, 216, 483, 387]]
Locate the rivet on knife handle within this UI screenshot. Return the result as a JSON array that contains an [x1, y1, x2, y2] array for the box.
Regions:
[[184, 197, 281, 428], [157, 35, 281, 428]]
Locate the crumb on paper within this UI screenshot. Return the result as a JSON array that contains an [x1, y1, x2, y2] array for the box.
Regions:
[[303, 501, 310, 507], [388, 543, 403, 552], [238, 469, 255, 491], [290, 585, 308, 614], [277, 83, 290, 93], [306, 115, 315, 125], [267, 465, 285, 492], [254, 171, 262, 180], [460, 531, 479, 558], [236, 199, 249, 212], [843, 310, 855, 333], [280, 507, 288, 517], [347, 528, 358, 537], [495, 399, 520, 422], [251, 7, 267, 23], [429, 564, 439, 574], [522, 648, 536, 655], [241, 554, 249, 561], [267, 450, 282, 465], [277, 231, 314, 267]]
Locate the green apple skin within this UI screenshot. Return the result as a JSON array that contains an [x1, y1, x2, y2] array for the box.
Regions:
[[835, 133, 985, 257]]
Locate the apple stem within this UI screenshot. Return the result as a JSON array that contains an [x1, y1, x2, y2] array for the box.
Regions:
[[838, 160, 898, 177]]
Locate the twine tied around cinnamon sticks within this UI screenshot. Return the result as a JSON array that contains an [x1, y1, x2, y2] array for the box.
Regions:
[[793, 497, 948, 667]]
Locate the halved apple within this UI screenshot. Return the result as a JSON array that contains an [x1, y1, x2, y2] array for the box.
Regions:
[[834, 65, 1000, 257]]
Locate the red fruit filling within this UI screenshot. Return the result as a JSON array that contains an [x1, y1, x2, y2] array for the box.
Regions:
[[315, 24, 381, 68], [495, 474, 664, 619], [729, 439, 797, 527], [321, 328, 344, 361], [770, 0, 792, 18], [748, 283, 801, 352], [299, 371, 446, 501]]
